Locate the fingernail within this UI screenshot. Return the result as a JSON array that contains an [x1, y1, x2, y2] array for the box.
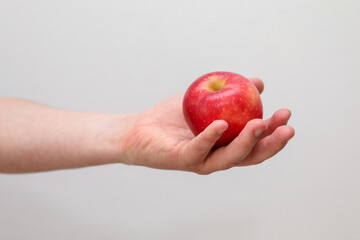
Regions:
[[217, 123, 228, 135], [254, 128, 265, 137]]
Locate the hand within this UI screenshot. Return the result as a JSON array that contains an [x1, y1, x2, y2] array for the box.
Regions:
[[120, 78, 295, 174]]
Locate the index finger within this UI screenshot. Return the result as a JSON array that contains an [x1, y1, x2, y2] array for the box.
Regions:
[[248, 78, 264, 94]]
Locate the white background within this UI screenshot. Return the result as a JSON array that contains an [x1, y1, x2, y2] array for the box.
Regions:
[[1, 0, 360, 239]]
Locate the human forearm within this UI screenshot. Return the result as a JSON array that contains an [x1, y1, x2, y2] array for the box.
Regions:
[[0, 86, 295, 174], [0, 98, 136, 173]]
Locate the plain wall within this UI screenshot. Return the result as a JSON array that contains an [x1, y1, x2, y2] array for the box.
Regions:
[[1, 0, 360, 239]]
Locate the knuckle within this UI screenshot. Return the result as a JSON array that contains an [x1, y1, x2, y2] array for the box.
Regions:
[[191, 163, 214, 175], [251, 157, 266, 165], [195, 169, 212, 175], [241, 140, 255, 150], [225, 160, 241, 169], [202, 133, 216, 145]]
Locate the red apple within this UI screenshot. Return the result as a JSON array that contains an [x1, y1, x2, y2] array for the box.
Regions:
[[183, 71, 263, 147]]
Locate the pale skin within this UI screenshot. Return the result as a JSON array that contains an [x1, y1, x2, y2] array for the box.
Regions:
[[0, 78, 294, 174]]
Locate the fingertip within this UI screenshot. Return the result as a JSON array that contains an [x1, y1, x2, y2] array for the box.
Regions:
[[279, 108, 291, 115], [277, 125, 295, 142], [248, 118, 267, 131], [286, 125, 295, 139], [273, 108, 291, 119], [268, 108, 292, 127], [248, 77, 264, 94], [281, 108, 292, 122], [238, 125, 295, 167], [213, 120, 228, 134], [190, 120, 228, 154], [241, 119, 266, 139]]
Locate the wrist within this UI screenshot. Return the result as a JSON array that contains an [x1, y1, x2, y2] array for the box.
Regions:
[[103, 112, 143, 166]]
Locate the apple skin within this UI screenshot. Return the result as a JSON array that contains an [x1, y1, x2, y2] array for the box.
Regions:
[[183, 71, 263, 147]]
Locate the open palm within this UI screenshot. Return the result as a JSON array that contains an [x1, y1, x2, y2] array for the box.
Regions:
[[122, 78, 294, 174]]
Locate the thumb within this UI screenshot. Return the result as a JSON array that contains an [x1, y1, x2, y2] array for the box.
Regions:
[[185, 120, 228, 161]]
